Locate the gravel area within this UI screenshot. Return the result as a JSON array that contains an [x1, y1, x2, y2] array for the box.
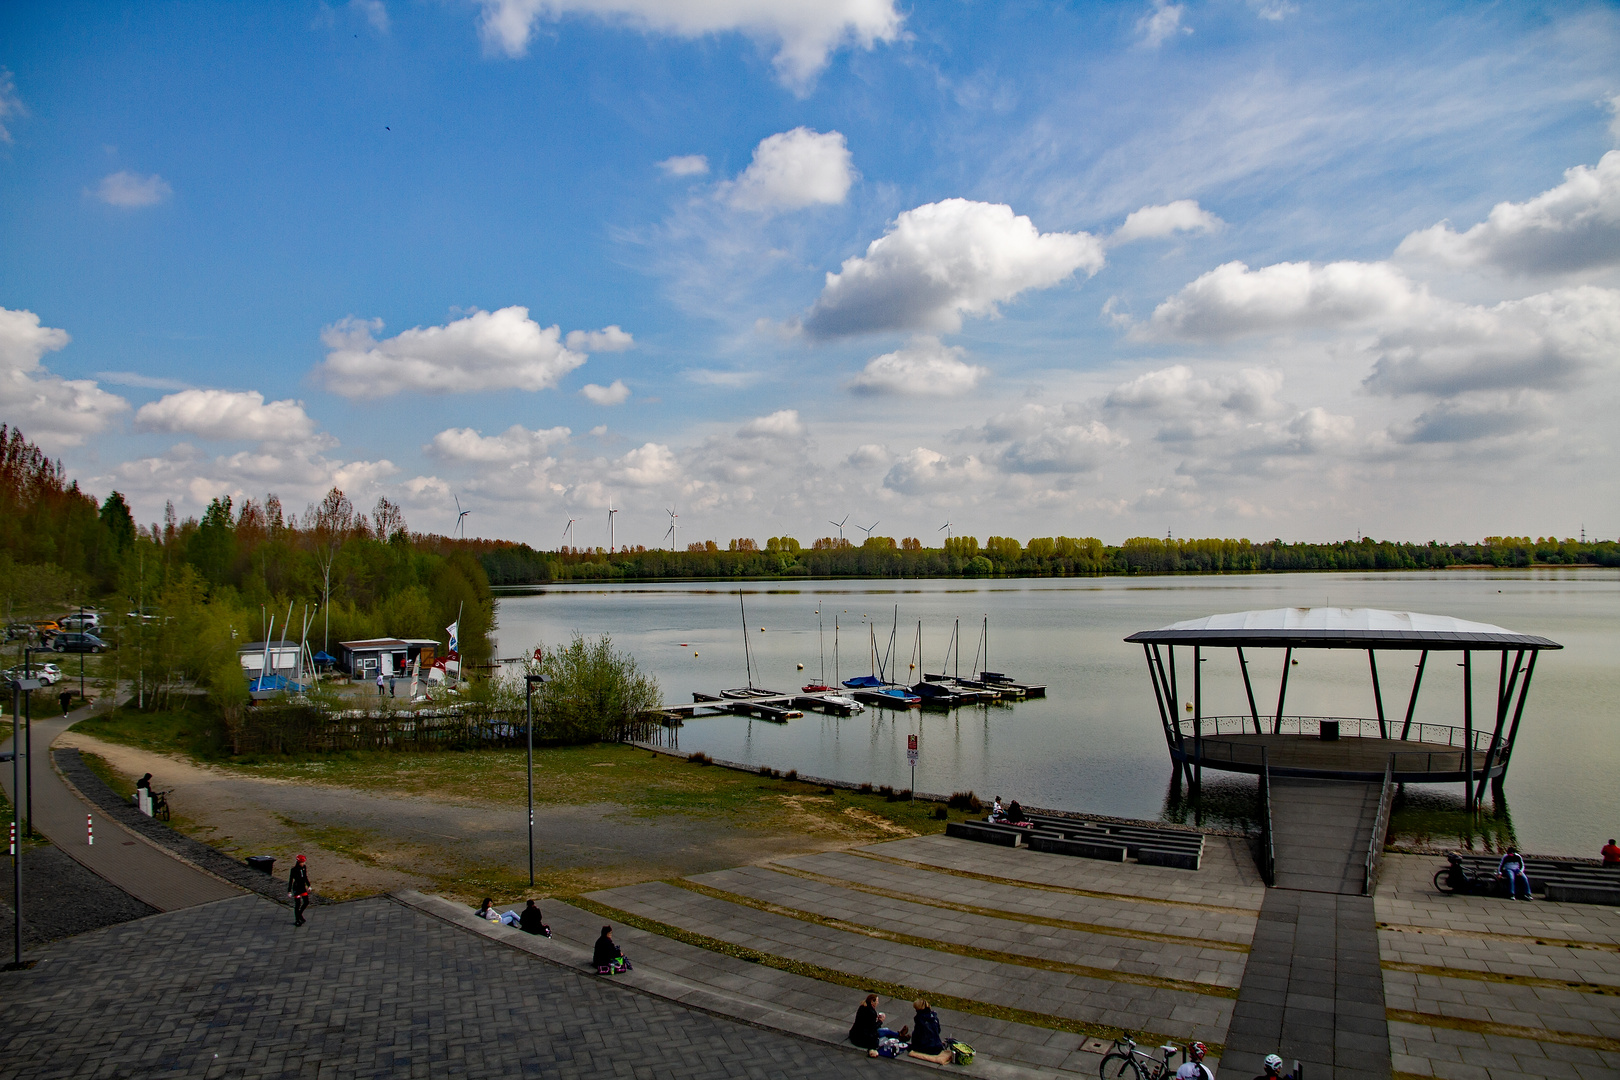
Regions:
[[0, 840, 157, 946], [53, 748, 326, 905]]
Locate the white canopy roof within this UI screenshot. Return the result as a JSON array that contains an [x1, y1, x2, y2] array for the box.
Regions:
[[1126, 607, 1559, 650]]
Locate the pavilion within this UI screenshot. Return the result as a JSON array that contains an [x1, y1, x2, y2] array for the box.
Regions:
[[1124, 607, 1561, 812]]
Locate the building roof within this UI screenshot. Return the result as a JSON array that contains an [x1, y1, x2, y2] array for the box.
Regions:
[[1124, 607, 1561, 651], [339, 638, 410, 650]]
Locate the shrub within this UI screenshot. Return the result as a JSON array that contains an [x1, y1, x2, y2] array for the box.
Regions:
[[758, 764, 775, 777], [529, 633, 661, 743], [933, 806, 948, 820], [878, 785, 895, 800], [897, 789, 911, 801], [784, 769, 798, 781], [857, 782, 874, 794], [947, 791, 983, 812], [688, 751, 711, 765]]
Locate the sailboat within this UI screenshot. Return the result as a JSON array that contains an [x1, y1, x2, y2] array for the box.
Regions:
[[844, 608, 919, 707], [801, 606, 863, 712], [721, 589, 780, 699]]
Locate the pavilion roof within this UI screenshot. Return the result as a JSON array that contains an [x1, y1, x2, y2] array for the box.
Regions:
[[1124, 607, 1561, 650]]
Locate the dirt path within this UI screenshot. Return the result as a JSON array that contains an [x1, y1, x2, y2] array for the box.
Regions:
[[57, 731, 906, 902]]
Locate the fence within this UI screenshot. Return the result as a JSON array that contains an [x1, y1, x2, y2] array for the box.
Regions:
[[226, 703, 666, 755], [1363, 755, 1396, 896]]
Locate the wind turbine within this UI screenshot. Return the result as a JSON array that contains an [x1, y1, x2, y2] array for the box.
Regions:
[[561, 517, 577, 550], [857, 521, 880, 542], [939, 521, 953, 544], [454, 496, 471, 540], [607, 504, 618, 552], [664, 507, 679, 550], [828, 515, 849, 542]]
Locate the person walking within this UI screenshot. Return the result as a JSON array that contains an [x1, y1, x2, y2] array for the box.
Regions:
[[288, 854, 312, 925], [376, 671, 385, 698], [388, 673, 396, 697], [59, 688, 73, 716]]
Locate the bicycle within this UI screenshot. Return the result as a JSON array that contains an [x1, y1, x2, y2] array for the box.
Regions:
[[1099, 1033, 1184, 1080], [151, 788, 172, 822]]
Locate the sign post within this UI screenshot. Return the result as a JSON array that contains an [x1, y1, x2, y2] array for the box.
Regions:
[[906, 734, 918, 799]]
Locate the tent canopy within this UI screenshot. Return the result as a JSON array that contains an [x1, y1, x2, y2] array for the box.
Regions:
[[1125, 607, 1560, 651]]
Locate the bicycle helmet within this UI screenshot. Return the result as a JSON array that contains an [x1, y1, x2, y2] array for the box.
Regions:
[[1264, 1054, 1284, 1073], [1188, 1042, 1206, 1059]]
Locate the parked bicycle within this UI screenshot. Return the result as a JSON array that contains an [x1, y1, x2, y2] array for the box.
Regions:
[[1099, 1033, 1184, 1080], [1433, 852, 1498, 897], [151, 788, 172, 821]]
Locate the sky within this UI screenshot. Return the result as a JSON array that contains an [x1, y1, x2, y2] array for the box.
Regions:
[[2, 1, 1618, 550]]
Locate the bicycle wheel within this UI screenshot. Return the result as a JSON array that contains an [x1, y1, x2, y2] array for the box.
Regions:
[[1099, 1053, 1144, 1080], [1433, 868, 1455, 894]]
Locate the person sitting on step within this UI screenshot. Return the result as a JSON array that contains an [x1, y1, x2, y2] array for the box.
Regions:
[[906, 999, 951, 1064], [848, 994, 907, 1051], [475, 897, 521, 926], [1602, 838, 1620, 867], [518, 900, 550, 936], [1495, 849, 1533, 901], [1003, 800, 1028, 825]]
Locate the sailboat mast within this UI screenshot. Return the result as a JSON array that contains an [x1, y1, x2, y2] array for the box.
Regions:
[[834, 616, 840, 684], [818, 608, 826, 684], [984, 615, 989, 675], [738, 590, 753, 688], [954, 618, 960, 679]]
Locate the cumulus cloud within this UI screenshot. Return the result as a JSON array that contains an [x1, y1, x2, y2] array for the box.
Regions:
[[0, 307, 128, 448], [95, 171, 173, 208], [846, 443, 887, 467], [581, 379, 631, 405], [724, 128, 854, 212], [803, 199, 1106, 338], [882, 447, 989, 495], [1137, 1, 1190, 47], [1106, 364, 1285, 418], [977, 403, 1126, 474], [847, 337, 987, 396], [1395, 151, 1620, 275], [134, 389, 318, 443], [317, 306, 587, 397], [658, 154, 709, 177], [1110, 200, 1222, 245], [1364, 286, 1620, 397], [613, 441, 679, 486], [0, 68, 24, 144], [1247, 0, 1297, 20], [95, 371, 193, 392], [476, 0, 903, 91], [684, 368, 762, 388], [1393, 393, 1552, 445], [565, 325, 635, 351], [738, 408, 806, 439], [1143, 260, 1425, 340], [110, 442, 398, 520], [427, 423, 571, 463]]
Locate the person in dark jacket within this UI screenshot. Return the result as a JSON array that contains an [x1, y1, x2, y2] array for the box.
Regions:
[[519, 900, 550, 936], [907, 999, 951, 1063], [59, 689, 73, 716], [593, 925, 630, 972], [288, 854, 311, 925], [848, 994, 905, 1050]]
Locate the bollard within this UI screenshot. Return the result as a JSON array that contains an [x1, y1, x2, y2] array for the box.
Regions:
[[87, 813, 94, 846], [7, 821, 13, 856]]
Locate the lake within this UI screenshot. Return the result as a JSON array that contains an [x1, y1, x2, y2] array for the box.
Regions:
[[494, 571, 1620, 858]]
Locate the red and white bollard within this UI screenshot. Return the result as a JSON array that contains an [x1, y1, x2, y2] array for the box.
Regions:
[[87, 814, 94, 846], [7, 821, 14, 856]]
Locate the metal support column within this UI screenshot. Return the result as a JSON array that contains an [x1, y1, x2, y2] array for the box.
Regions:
[[1273, 647, 1293, 734], [1143, 644, 1176, 757], [1475, 650, 1522, 808], [1237, 647, 1260, 734], [1193, 645, 1202, 799], [1400, 650, 1428, 741], [1462, 651, 1474, 814], [1369, 651, 1387, 739], [1494, 650, 1538, 796]]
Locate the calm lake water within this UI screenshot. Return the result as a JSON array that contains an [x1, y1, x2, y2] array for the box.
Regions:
[[494, 571, 1620, 857]]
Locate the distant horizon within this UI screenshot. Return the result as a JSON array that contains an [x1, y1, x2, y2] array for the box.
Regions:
[[4, 3, 1617, 545]]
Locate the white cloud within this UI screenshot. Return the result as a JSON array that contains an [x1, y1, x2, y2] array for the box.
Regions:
[[427, 423, 571, 463], [581, 379, 631, 405], [1105, 364, 1285, 418], [846, 443, 887, 468], [134, 389, 318, 443], [658, 154, 709, 177], [738, 408, 806, 439], [1610, 93, 1620, 142], [1395, 151, 1620, 275], [565, 325, 635, 351], [803, 199, 1106, 338], [1136, 1, 1190, 47], [1143, 260, 1425, 340], [317, 306, 586, 397], [1110, 200, 1223, 245], [613, 441, 679, 486], [95, 171, 173, 208], [476, 0, 903, 92], [0, 307, 128, 448], [352, 0, 390, 33], [94, 371, 194, 392], [1246, 0, 1297, 20], [977, 403, 1126, 474], [847, 337, 987, 396], [0, 68, 24, 144], [882, 447, 989, 495], [1393, 392, 1552, 445], [724, 128, 854, 212], [1364, 286, 1620, 397], [684, 367, 762, 387]]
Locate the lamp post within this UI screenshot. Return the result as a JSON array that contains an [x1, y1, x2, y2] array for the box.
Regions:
[[9, 673, 40, 970], [524, 673, 545, 887], [22, 647, 43, 839]]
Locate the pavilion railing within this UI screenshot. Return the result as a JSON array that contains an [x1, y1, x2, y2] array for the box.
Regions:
[[1364, 755, 1396, 896], [1172, 716, 1500, 777]]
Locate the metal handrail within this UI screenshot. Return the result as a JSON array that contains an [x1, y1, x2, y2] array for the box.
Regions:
[[1175, 715, 1495, 752], [1258, 747, 1275, 886], [1364, 755, 1395, 896]]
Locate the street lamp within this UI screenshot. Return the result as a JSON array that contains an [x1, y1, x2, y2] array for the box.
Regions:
[[524, 673, 545, 887], [21, 647, 44, 839], [8, 671, 40, 970]]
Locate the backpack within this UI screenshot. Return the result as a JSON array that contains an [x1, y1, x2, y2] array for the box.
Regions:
[[948, 1040, 974, 1065]]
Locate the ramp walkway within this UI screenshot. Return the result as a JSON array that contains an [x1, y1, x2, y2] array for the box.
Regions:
[[1, 704, 243, 912], [1223, 779, 1391, 1079]]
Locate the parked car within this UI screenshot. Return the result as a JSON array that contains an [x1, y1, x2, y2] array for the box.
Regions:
[[58, 613, 100, 631], [38, 663, 63, 684], [55, 632, 107, 654]]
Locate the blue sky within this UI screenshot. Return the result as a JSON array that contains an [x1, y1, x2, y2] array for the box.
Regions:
[[2, 0, 1618, 547]]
